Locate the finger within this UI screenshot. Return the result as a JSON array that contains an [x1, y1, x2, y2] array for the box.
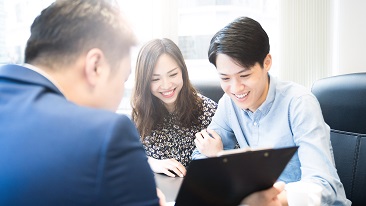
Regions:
[[160, 160, 180, 177], [168, 159, 185, 177], [200, 130, 212, 139], [169, 167, 183, 178], [163, 169, 176, 178], [195, 133, 205, 149], [194, 139, 205, 152], [195, 132, 204, 142], [169, 159, 186, 177], [156, 188, 166, 206], [194, 138, 203, 151], [207, 129, 221, 140], [273, 181, 285, 193], [177, 164, 187, 176], [263, 185, 282, 200]]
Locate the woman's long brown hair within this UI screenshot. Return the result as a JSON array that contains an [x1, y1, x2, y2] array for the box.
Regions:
[[131, 38, 202, 140]]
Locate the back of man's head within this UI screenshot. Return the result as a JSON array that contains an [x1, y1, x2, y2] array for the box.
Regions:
[[25, 0, 135, 69]]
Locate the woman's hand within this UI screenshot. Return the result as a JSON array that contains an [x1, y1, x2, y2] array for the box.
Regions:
[[157, 188, 166, 206], [148, 157, 186, 177], [194, 129, 223, 157]]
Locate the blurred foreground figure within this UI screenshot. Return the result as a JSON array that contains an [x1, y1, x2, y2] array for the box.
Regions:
[[0, 0, 161, 205]]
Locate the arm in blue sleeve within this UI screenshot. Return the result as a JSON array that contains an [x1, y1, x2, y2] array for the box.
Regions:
[[192, 95, 237, 160], [290, 94, 350, 205]]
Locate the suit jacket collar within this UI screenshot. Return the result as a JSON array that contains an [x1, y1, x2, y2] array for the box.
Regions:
[[0, 64, 63, 96]]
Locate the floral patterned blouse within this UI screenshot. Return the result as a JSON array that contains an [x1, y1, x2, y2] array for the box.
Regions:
[[142, 94, 218, 167]]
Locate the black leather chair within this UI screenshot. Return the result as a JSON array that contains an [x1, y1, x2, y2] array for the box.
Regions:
[[193, 82, 224, 103], [311, 73, 366, 206]]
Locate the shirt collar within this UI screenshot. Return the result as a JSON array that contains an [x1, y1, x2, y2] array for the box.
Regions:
[[244, 73, 276, 117], [23, 63, 65, 96]]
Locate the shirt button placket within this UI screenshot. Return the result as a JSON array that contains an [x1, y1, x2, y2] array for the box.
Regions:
[[252, 119, 259, 146]]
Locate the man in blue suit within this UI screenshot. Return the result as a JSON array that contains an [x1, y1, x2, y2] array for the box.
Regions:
[[0, 0, 162, 205]]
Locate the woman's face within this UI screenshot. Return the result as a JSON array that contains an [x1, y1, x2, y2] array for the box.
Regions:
[[150, 54, 183, 112]]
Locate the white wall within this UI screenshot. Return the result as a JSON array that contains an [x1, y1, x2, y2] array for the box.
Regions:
[[279, 0, 332, 88], [278, 0, 365, 88], [335, 0, 366, 75]]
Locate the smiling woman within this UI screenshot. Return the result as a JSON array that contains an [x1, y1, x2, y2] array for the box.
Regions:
[[150, 54, 184, 113], [131, 38, 217, 178]]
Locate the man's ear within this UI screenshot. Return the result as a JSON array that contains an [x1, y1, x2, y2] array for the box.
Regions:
[[84, 48, 106, 86], [263, 53, 272, 72]]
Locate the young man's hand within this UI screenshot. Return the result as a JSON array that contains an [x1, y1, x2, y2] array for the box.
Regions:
[[240, 181, 286, 206], [194, 129, 223, 157]]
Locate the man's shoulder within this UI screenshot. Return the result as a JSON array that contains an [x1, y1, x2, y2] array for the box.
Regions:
[[276, 79, 312, 99], [63, 105, 134, 134], [273, 79, 319, 113], [37, 100, 136, 143], [76, 106, 130, 122]]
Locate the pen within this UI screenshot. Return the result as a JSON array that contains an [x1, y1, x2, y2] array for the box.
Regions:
[[206, 129, 214, 138]]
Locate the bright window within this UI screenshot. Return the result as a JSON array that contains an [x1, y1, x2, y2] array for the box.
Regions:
[[0, 0, 279, 114], [117, 0, 279, 114]]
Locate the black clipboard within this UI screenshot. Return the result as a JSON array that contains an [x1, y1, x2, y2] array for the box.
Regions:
[[174, 146, 298, 206]]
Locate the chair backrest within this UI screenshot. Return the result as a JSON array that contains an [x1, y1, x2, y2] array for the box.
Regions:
[[193, 82, 224, 103], [312, 72, 366, 206], [311, 73, 366, 134]]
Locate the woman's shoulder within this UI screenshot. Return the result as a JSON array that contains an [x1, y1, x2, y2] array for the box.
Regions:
[[197, 93, 218, 109]]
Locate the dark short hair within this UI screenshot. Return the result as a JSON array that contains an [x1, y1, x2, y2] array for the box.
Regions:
[[25, 0, 136, 69], [208, 16, 270, 68]]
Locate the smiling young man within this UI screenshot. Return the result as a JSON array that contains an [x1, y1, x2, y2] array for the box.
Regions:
[[192, 17, 351, 205]]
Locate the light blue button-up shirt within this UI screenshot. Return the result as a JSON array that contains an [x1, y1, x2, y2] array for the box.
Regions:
[[192, 74, 351, 206]]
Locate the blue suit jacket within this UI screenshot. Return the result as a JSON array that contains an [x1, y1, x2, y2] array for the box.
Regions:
[[0, 64, 159, 206]]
